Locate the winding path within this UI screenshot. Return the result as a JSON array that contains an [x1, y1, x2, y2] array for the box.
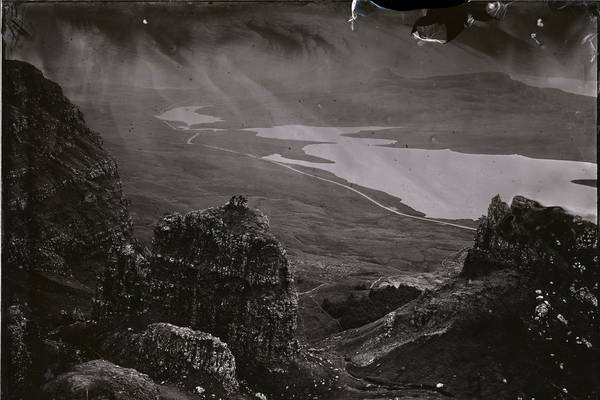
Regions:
[[157, 113, 475, 232], [298, 282, 328, 296], [202, 144, 476, 232]]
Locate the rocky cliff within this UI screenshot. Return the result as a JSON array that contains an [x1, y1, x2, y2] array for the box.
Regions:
[[2, 60, 134, 400], [2, 59, 132, 322], [95, 197, 299, 378], [2, 61, 297, 400], [462, 195, 597, 278], [103, 322, 239, 395], [330, 195, 598, 399]]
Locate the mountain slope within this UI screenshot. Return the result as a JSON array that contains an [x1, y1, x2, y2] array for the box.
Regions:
[[2, 59, 134, 399], [11, 2, 596, 91], [326, 195, 599, 399], [2, 60, 335, 400], [2, 59, 133, 321]]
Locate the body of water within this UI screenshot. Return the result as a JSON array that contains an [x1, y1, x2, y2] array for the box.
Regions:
[[155, 106, 222, 127], [157, 107, 597, 221]]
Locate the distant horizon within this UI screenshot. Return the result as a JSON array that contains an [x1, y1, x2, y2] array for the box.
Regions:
[[8, 2, 596, 94], [46, 64, 596, 99]]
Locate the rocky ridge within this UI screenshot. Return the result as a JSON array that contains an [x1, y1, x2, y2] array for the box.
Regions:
[[95, 197, 299, 377], [2, 59, 134, 400], [2, 59, 132, 325], [102, 322, 239, 395], [2, 61, 300, 400], [3, 58, 598, 400], [328, 195, 599, 399]]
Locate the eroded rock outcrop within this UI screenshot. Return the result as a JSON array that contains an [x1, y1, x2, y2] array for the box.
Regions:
[[332, 195, 598, 399], [465, 195, 599, 398], [462, 195, 597, 278], [2, 305, 33, 400], [96, 198, 299, 377], [2, 60, 299, 400], [103, 323, 239, 395], [42, 360, 160, 400], [2, 60, 132, 323], [2, 60, 133, 400]]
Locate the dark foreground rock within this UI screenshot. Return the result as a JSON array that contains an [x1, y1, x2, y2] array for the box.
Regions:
[[2, 60, 132, 400], [42, 360, 160, 400], [1, 60, 304, 400], [103, 323, 239, 395], [2, 305, 33, 400], [330, 195, 598, 399], [95, 198, 299, 377], [2, 59, 132, 304]]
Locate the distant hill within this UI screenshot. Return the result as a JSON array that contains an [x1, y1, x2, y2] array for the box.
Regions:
[[11, 1, 595, 92]]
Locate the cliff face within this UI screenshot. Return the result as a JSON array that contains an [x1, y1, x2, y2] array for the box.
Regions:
[[96, 198, 299, 376], [2, 60, 134, 400], [3, 305, 33, 400], [2, 60, 132, 319], [332, 195, 598, 399], [103, 323, 239, 395], [3, 61, 294, 400], [42, 360, 160, 400], [464, 195, 599, 397], [462, 195, 597, 278]]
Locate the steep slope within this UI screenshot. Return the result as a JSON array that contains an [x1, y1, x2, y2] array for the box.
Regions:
[[11, 2, 596, 91], [2, 61, 270, 400], [41, 360, 160, 400], [2, 60, 132, 316], [1, 60, 323, 400], [327, 195, 598, 399], [93, 197, 348, 399], [95, 197, 299, 376], [2, 59, 135, 399], [3, 57, 596, 400]]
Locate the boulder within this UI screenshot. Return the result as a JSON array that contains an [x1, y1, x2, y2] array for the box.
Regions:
[[2, 59, 135, 400], [103, 323, 239, 395], [42, 360, 159, 400], [2, 60, 132, 324]]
